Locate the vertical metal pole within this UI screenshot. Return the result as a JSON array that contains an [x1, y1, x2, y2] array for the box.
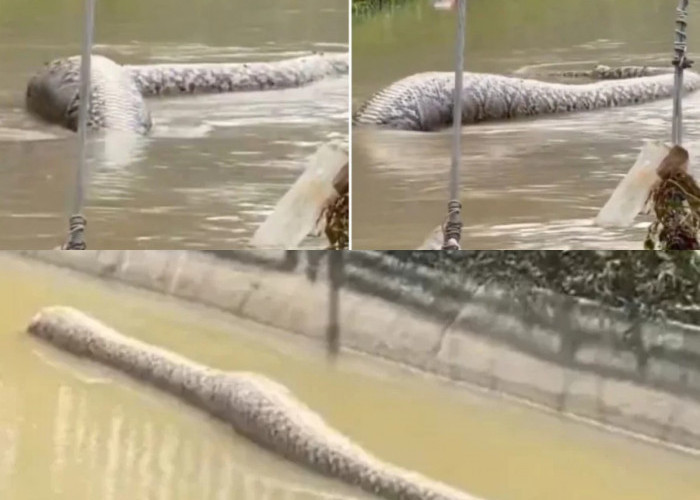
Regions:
[[326, 251, 342, 358], [672, 0, 690, 145], [282, 250, 299, 271], [64, 0, 95, 249], [443, 0, 467, 250]]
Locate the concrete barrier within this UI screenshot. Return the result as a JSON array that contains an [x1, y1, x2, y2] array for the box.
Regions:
[[14, 250, 700, 451]]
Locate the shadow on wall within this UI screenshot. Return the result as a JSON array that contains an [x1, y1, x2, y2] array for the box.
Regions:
[[204, 250, 700, 404], [205, 250, 344, 358]]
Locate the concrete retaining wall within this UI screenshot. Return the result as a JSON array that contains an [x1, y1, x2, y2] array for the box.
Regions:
[[14, 250, 700, 451], [343, 253, 700, 393]]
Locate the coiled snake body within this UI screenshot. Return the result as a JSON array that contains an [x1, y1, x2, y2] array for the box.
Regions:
[[26, 53, 348, 134], [353, 66, 700, 131]]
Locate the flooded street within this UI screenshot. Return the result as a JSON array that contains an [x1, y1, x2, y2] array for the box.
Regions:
[[352, 0, 700, 249], [0, 0, 348, 249], [1, 252, 699, 500]]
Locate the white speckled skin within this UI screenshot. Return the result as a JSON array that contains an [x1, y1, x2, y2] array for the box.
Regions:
[[353, 68, 700, 131], [127, 52, 348, 96], [25, 53, 348, 135], [515, 65, 675, 80], [26, 55, 152, 134], [28, 306, 484, 500]]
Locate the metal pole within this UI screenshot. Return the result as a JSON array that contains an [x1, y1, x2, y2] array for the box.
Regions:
[[64, 0, 95, 249], [672, 0, 691, 145], [443, 0, 467, 250], [326, 251, 342, 358]]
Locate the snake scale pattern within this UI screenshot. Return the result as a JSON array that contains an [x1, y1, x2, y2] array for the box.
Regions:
[[353, 66, 700, 131], [25, 53, 348, 134], [28, 306, 485, 500]]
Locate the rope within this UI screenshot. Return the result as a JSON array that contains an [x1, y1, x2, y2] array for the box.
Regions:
[[672, 0, 692, 145], [63, 0, 95, 250], [443, 199, 462, 250], [62, 214, 87, 250], [442, 0, 467, 250]]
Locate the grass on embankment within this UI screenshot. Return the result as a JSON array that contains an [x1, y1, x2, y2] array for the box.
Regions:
[[352, 0, 419, 20]]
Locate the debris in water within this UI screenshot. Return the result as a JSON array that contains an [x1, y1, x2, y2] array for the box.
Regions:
[[645, 145, 700, 250]]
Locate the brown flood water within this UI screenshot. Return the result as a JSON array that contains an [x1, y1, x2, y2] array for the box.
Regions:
[[0, 252, 699, 500], [352, 0, 700, 249], [0, 0, 348, 249]]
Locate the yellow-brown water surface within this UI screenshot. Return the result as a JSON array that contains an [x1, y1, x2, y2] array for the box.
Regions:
[[0, 252, 698, 500]]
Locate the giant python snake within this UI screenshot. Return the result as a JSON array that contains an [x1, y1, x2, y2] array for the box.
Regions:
[[353, 64, 700, 131], [26, 52, 348, 134], [28, 306, 485, 500]]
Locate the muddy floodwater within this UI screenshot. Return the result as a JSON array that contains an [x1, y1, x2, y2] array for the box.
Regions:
[[0, 0, 348, 249], [352, 0, 700, 249], [0, 253, 699, 500]]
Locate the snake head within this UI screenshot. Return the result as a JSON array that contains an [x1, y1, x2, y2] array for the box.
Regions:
[[26, 57, 83, 131]]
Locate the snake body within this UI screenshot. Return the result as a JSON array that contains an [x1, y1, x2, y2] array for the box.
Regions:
[[353, 67, 700, 131], [28, 306, 484, 500], [512, 64, 675, 80], [26, 53, 348, 134]]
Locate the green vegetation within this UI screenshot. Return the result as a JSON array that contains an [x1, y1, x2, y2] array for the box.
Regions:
[[352, 0, 417, 20], [389, 251, 700, 325], [324, 192, 348, 249], [645, 172, 700, 251]]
